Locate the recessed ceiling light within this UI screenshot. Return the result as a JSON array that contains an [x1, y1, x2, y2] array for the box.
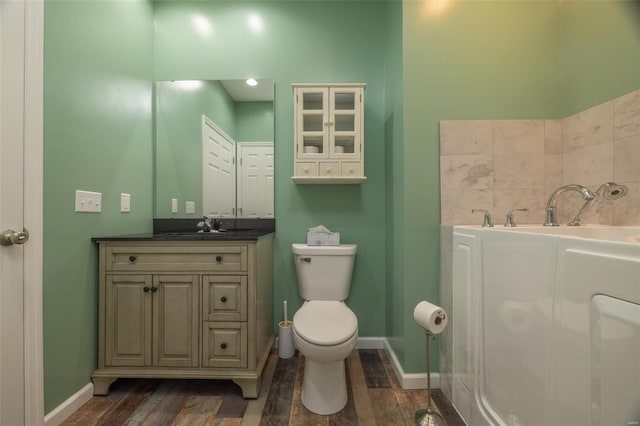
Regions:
[[246, 78, 258, 87]]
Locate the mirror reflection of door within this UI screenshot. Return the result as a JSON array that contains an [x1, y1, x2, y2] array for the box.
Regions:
[[202, 116, 235, 217], [237, 142, 274, 218]]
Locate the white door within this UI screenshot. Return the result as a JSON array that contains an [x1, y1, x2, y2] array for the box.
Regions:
[[0, 0, 44, 424], [237, 142, 274, 218], [201, 115, 235, 218]]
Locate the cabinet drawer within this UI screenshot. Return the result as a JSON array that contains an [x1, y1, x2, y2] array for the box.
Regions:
[[202, 276, 247, 322], [319, 162, 340, 177], [202, 322, 247, 369], [341, 162, 363, 177], [106, 245, 247, 272], [295, 162, 318, 177]]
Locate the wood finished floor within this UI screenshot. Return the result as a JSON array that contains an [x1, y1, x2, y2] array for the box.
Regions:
[[62, 349, 465, 426]]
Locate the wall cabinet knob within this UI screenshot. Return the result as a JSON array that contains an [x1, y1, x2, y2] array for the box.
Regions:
[[220, 343, 227, 349], [143, 287, 150, 293], [216, 255, 222, 262], [129, 256, 136, 262], [221, 296, 227, 303], [151, 287, 158, 293]]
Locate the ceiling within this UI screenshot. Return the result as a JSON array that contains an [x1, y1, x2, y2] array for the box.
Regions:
[[220, 79, 274, 102]]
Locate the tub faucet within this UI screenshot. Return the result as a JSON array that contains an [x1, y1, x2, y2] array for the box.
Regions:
[[543, 184, 596, 227]]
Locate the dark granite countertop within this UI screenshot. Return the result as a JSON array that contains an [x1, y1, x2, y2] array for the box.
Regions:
[[92, 229, 274, 242], [92, 218, 275, 242]]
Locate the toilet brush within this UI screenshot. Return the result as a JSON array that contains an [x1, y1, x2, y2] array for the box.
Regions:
[[414, 331, 446, 426]]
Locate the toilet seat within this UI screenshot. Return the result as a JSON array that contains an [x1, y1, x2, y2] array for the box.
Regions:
[[293, 301, 357, 346]]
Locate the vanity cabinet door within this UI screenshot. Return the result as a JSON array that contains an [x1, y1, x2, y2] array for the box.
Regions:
[[153, 275, 200, 368], [105, 275, 152, 367]]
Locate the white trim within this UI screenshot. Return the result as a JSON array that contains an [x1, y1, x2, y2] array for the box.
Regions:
[[274, 336, 386, 350], [23, 0, 45, 424], [44, 383, 93, 426], [383, 339, 440, 390], [354, 336, 385, 349]]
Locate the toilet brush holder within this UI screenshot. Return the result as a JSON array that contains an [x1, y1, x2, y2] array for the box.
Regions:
[[278, 321, 295, 359]]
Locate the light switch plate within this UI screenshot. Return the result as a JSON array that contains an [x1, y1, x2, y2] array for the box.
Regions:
[[185, 201, 195, 214], [75, 190, 102, 213], [171, 198, 178, 213], [120, 193, 131, 213]]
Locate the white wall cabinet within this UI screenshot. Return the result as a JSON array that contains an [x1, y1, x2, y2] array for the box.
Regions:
[[291, 83, 366, 184]]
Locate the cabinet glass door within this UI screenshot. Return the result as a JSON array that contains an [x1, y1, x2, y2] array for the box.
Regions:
[[298, 88, 328, 157], [330, 88, 361, 158]]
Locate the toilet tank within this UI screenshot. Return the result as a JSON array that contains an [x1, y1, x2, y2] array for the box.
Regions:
[[292, 244, 357, 301]]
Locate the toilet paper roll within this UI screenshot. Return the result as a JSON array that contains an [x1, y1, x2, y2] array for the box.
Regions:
[[413, 301, 448, 334]]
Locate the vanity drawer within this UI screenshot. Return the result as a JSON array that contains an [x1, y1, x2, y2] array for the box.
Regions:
[[202, 322, 247, 369], [106, 245, 247, 272], [202, 276, 247, 322]]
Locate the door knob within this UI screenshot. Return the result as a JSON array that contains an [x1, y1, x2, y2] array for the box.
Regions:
[[0, 228, 29, 246]]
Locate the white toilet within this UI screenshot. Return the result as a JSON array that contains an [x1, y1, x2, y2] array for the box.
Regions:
[[291, 243, 358, 415]]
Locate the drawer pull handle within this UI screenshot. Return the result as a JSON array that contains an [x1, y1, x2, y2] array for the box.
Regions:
[[221, 296, 227, 303], [151, 287, 158, 293], [216, 255, 222, 262], [143, 287, 150, 293], [129, 256, 136, 262], [220, 343, 227, 349]]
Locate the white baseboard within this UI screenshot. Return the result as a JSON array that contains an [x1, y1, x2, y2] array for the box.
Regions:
[[44, 382, 93, 426], [355, 336, 386, 349], [275, 336, 386, 350], [383, 339, 440, 390]]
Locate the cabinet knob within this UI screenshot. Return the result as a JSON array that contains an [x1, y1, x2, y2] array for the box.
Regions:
[[216, 255, 222, 262], [143, 286, 150, 293], [151, 287, 158, 293], [220, 343, 227, 349], [221, 296, 227, 303], [129, 256, 136, 262]]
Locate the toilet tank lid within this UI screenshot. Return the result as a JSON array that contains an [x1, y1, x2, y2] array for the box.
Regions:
[[292, 243, 357, 255]]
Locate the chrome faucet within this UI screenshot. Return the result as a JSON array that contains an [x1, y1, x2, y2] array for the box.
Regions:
[[567, 182, 628, 226], [543, 184, 596, 227]]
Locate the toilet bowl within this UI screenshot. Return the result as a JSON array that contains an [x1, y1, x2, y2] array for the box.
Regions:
[[291, 243, 358, 415], [293, 300, 358, 415]]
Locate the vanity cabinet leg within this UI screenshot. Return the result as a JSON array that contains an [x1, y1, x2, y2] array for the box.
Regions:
[[92, 377, 117, 396], [233, 378, 259, 399]]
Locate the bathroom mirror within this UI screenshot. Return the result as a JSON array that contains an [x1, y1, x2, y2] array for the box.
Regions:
[[154, 79, 274, 219]]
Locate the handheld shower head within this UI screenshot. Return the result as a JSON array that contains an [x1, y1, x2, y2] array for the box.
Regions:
[[597, 182, 628, 200]]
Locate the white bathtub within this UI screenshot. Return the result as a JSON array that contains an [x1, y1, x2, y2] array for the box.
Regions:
[[452, 225, 640, 426]]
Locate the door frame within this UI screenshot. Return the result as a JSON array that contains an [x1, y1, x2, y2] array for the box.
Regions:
[[23, 0, 45, 423]]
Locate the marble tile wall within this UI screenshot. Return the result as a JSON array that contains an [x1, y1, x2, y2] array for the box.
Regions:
[[440, 89, 640, 226]]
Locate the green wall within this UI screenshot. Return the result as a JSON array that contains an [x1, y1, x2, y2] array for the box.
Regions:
[[43, 0, 154, 413], [154, 1, 390, 339], [236, 101, 274, 142], [561, 0, 640, 115]]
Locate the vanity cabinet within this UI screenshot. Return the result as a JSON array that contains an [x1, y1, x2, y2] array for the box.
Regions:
[[291, 83, 366, 183], [92, 236, 274, 399]]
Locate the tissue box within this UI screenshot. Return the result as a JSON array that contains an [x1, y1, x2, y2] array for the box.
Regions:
[[307, 231, 340, 246]]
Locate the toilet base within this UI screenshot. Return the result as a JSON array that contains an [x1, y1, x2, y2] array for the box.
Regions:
[[301, 358, 347, 415]]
